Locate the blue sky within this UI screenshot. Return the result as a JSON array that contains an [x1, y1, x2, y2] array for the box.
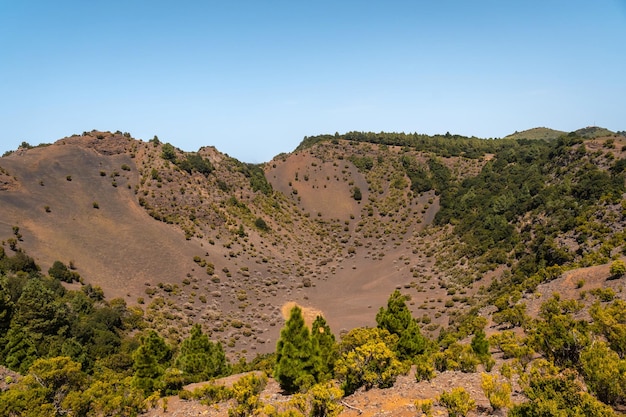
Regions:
[[1, 1, 625, 162]]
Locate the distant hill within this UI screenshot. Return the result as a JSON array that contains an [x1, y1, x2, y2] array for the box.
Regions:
[[574, 126, 616, 138], [504, 126, 618, 142], [504, 127, 566, 141]]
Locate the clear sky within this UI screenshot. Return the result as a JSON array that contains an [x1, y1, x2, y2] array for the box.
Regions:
[[1, 1, 625, 162]]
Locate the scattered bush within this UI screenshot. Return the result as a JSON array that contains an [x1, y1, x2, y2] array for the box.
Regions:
[[48, 260, 80, 283], [228, 373, 267, 417], [414, 355, 435, 382], [481, 373, 512, 411], [439, 387, 476, 417], [254, 217, 269, 231], [415, 399, 434, 417], [609, 259, 626, 278]]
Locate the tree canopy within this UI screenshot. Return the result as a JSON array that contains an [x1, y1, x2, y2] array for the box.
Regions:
[[376, 290, 429, 360], [274, 306, 319, 393]]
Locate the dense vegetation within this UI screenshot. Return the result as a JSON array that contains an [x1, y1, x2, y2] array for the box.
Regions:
[[159, 141, 214, 176], [0, 243, 229, 416], [438, 135, 624, 269], [297, 131, 509, 158]]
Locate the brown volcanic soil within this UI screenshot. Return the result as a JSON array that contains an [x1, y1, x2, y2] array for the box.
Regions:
[[0, 141, 203, 301], [264, 140, 461, 335], [268, 150, 368, 221], [1, 132, 473, 359]]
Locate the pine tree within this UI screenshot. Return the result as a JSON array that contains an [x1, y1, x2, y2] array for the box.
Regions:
[[471, 326, 493, 370], [175, 323, 228, 382], [275, 306, 317, 393], [311, 315, 337, 382], [0, 276, 13, 334], [2, 326, 37, 373], [12, 278, 69, 353], [132, 330, 171, 394], [376, 290, 428, 360], [471, 328, 489, 355]]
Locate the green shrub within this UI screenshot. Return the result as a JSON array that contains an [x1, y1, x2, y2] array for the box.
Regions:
[[308, 382, 343, 417], [414, 355, 435, 382], [48, 260, 79, 283], [580, 341, 626, 405], [349, 155, 374, 172], [254, 217, 269, 231], [189, 383, 232, 405], [177, 153, 213, 176], [439, 387, 476, 417], [510, 360, 617, 417], [590, 287, 615, 302], [481, 373, 512, 411], [415, 399, 433, 417], [609, 259, 626, 278], [228, 373, 267, 417], [335, 327, 406, 395], [161, 143, 176, 162]]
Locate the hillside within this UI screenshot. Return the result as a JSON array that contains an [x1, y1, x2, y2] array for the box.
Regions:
[[0, 130, 502, 357], [2, 128, 626, 344], [504, 126, 620, 141], [503, 127, 566, 141], [1, 127, 626, 416]]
